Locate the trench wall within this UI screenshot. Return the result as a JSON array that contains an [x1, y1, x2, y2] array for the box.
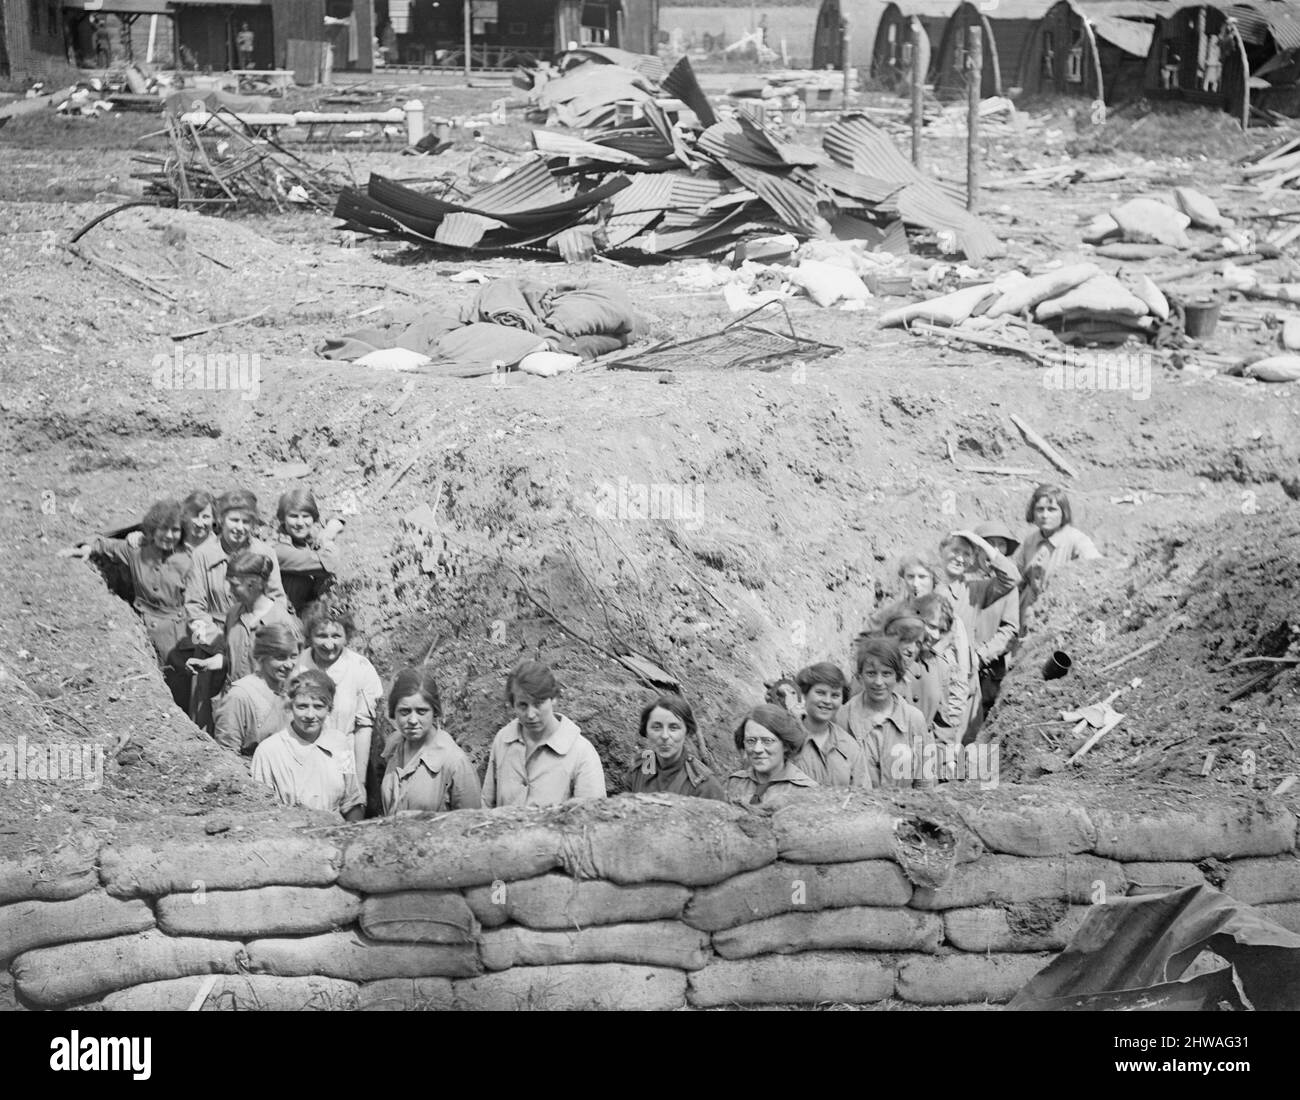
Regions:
[[2, 789, 1298, 1011]]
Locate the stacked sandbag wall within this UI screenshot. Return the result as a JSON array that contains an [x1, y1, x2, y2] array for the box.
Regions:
[[2, 790, 1296, 1010]]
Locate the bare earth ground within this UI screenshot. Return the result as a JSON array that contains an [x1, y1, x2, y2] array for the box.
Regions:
[[1, 90, 1299, 865]]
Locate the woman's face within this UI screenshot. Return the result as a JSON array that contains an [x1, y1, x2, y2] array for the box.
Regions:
[[152, 522, 182, 554], [859, 657, 898, 706], [645, 706, 688, 766], [902, 565, 935, 598], [309, 621, 347, 666], [258, 652, 296, 688], [893, 637, 920, 664], [221, 510, 253, 549], [803, 683, 840, 726], [290, 694, 330, 741], [920, 607, 946, 646], [1033, 496, 1064, 536], [513, 691, 557, 739], [743, 719, 784, 777], [941, 541, 974, 580], [226, 573, 261, 608], [184, 506, 214, 545], [393, 692, 436, 743], [284, 509, 316, 542]]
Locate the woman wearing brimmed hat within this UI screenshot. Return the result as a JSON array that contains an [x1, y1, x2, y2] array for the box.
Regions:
[[725, 703, 818, 808]]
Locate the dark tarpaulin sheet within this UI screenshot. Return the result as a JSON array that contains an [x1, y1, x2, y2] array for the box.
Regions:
[[1009, 885, 1300, 1011]]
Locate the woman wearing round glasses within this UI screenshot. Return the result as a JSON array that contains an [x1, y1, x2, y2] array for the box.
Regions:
[[724, 703, 818, 809]]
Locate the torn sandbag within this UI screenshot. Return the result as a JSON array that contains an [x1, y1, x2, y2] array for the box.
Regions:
[[1008, 884, 1300, 1011]]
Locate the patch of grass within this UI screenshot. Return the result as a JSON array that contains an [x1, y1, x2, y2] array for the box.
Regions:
[[0, 108, 162, 151]]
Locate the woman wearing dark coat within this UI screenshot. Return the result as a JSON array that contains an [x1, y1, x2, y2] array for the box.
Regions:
[[623, 695, 725, 800]]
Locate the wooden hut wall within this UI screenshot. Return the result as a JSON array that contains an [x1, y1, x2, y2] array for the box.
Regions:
[[2, 0, 67, 79]]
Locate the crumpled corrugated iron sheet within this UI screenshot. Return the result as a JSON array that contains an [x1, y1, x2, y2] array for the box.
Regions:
[[661, 55, 718, 127], [336, 58, 1002, 264], [1009, 885, 1300, 1011], [532, 129, 648, 166], [824, 115, 1006, 262], [565, 45, 668, 84], [535, 62, 654, 128], [697, 116, 824, 168]]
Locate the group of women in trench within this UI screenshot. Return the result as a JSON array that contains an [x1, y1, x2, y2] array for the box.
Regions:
[[63, 481, 1099, 820]]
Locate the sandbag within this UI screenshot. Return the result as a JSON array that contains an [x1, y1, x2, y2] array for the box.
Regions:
[[101, 835, 341, 897], [909, 854, 1125, 910], [338, 808, 563, 892], [358, 978, 455, 1011], [772, 789, 900, 862], [156, 885, 361, 938], [1222, 856, 1300, 904], [1035, 274, 1149, 321], [359, 890, 478, 943], [1092, 803, 1295, 860], [714, 905, 942, 959], [1082, 213, 1120, 244], [1283, 316, 1300, 350], [1123, 272, 1170, 321], [1110, 198, 1192, 249], [773, 788, 983, 866], [556, 794, 776, 886], [0, 892, 154, 965], [955, 797, 1095, 857], [984, 263, 1099, 318], [787, 260, 871, 307], [355, 347, 431, 371], [455, 963, 686, 1011], [12, 931, 243, 1008], [878, 283, 997, 329], [480, 920, 710, 971], [518, 351, 580, 377], [1094, 242, 1177, 260], [101, 974, 360, 1011], [0, 839, 99, 903], [943, 903, 1091, 952], [1124, 861, 1207, 897], [463, 873, 688, 929], [1244, 354, 1300, 383], [688, 951, 894, 1007], [896, 952, 1054, 1004], [245, 932, 480, 981], [1175, 186, 1231, 230], [684, 860, 911, 931]]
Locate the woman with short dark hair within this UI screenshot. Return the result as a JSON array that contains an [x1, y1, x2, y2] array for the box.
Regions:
[[481, 660, 606, 807], [725, 703, 818, 808], [251, 669, 364, 820], [213, 623, 297, 756], [62, 498, 193, 704], [380, 667, 482, 814], [624, 694, 724, 800]]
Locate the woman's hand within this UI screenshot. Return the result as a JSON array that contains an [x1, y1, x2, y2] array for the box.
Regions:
[[126, 530, 144, 548], [58, 544, 92, 559], [186, 655, 224, 674]]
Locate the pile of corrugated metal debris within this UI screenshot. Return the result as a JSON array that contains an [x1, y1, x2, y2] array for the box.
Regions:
[[331, 56, 1005, 264]]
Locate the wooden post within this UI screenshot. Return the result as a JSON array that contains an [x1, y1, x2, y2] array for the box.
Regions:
[[910, 19, 924, 168], [464, 0, 472, 79], [966, 24, 981, 212], [841, 18, 852, 106]]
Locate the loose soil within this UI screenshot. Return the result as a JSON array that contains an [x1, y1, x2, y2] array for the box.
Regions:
[[2, 91, 1299, 861]]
